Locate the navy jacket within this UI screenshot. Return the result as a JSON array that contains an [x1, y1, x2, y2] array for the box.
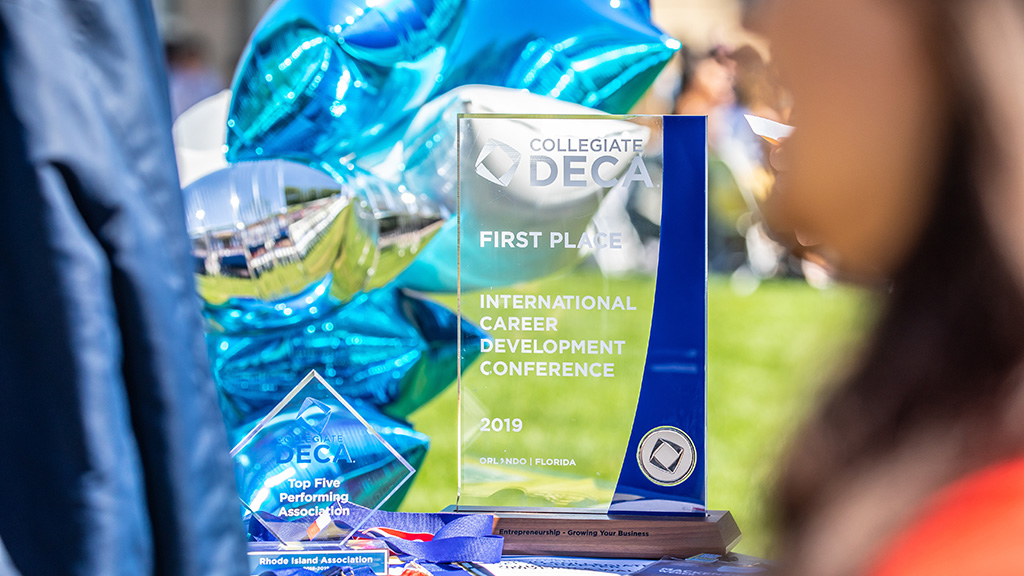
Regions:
[[0, 1, 247, 574]]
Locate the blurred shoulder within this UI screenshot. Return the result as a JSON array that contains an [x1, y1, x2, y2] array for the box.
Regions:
[[868, 457, 1024, 576]]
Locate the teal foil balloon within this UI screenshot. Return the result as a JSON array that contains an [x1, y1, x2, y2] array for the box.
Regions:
[[226, 0, 676, 169], [439, 0, 679, 113], [183, 159, 445, 330], [209, 287, 485, 428], [226, 0, 464, 165], [230, 399, 429, 517]]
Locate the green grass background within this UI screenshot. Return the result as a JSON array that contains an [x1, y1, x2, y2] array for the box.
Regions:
[[457, 271, 658, 509], [397, 275, 870, 557]]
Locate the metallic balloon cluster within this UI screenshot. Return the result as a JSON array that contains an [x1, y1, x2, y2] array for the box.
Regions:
[[178, 0, 678, 511], [224, 0, 679, 167]]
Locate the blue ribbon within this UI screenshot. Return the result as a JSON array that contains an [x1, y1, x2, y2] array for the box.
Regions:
[[248, 505, 504, 568]]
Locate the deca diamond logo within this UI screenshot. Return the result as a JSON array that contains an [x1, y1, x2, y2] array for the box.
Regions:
[[274, 397, 355, 464], [637, 426, 696, 486], [475, 138, 522, 186]]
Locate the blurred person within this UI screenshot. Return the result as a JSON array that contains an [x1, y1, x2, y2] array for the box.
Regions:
[[680, 46, 786, 276], [675, 47, 737, 127], [749, 0, 1024, 575], [166, 35, 225, 119], [725, 44, 787, 176], [675, 49, 745, 272], [0, 1, 246, 575], [730, 45, 788, 124], [713, 45, 791, 278]]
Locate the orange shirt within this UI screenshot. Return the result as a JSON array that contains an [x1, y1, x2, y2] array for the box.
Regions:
[[869, 458, 1024, 576]]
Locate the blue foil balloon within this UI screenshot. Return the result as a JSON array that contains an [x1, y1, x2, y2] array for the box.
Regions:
[[226, 0, 464, 165], [209, 287, 485, 427], [439, 0, 679, 113], [227, 0, 676, 169]]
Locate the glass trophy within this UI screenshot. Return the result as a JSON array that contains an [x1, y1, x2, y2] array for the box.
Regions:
[[456, 115, 730, 557], [230, 369, 412, 573]]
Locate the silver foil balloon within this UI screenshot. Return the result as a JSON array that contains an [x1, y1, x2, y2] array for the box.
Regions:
[[182, 159, 445, 330], [391, 86, 651, 292], [328, 166, 449, 300], [173, 90, 230, 187]]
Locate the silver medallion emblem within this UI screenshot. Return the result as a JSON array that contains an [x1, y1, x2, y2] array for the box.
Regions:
[[637, 426, 696, 486]]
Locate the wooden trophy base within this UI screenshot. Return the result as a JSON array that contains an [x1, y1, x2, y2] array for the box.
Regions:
[[446, 507, 740, 559]]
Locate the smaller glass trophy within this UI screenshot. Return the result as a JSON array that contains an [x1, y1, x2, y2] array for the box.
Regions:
[[230, 369, 414, 573]]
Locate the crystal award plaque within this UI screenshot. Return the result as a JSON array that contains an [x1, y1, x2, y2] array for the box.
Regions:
[[455, 114, 737, 558], [230, 369, 414, 572]]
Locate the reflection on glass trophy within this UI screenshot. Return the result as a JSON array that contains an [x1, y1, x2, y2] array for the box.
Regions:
[[455, 114, 739, 558], [231, 369, 416, 571]]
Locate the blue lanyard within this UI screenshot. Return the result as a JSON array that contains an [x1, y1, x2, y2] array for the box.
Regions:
[[249, 505, 504, 568]]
